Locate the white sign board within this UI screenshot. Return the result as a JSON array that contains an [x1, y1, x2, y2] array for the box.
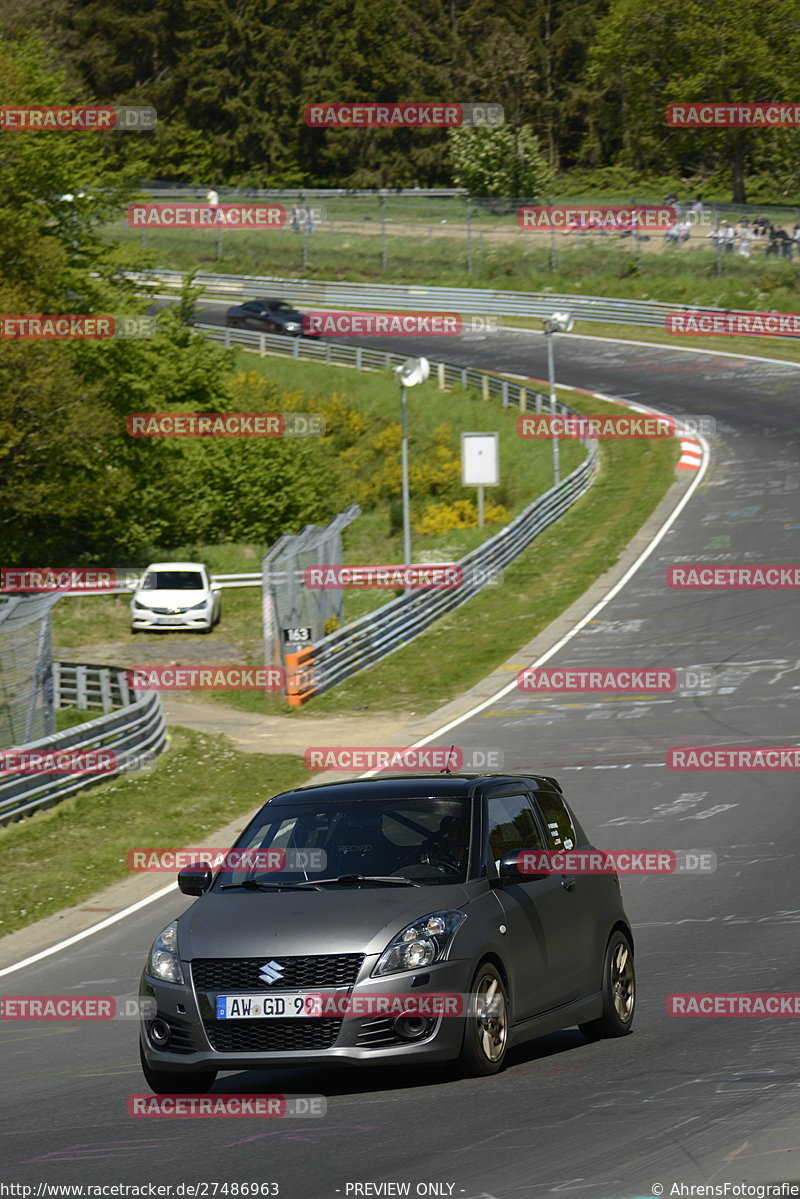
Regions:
[[461, 432, 499, 487]]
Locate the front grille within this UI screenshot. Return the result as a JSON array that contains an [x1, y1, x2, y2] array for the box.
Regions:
[[204, 1018, 342, 1052], [192, 954, 364, 991], [149, 607, 187, 615]]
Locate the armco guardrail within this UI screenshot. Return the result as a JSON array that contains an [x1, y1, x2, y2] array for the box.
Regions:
[[133, 267, 728, 329], [0, 663, 166, 823], [56, 571, 262, 597], [285, 444, 597, 702]]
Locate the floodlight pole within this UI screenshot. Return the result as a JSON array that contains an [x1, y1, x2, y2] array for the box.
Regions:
[[400, 381, 411, 569], [545, 323, 560, 487]]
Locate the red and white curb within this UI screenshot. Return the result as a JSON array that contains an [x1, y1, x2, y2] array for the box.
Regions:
[[519, 379, 709, 475], [676, 431, 703, 470]]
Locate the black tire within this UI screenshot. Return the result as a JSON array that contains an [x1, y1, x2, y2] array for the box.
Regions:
[[455, 962, 509, 1077], [579, 930, 635, 1040], [139, 1041, 217, 1095]]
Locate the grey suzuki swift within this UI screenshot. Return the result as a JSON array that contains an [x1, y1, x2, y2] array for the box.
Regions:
[[139, 774, 635, 1091]]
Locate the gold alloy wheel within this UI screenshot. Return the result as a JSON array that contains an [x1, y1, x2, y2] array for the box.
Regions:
[[475, 973, 508, 1062], [611, 940, 635, 1022]]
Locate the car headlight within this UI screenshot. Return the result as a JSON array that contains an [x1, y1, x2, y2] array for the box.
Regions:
[[132, 599, 150, 610], [146, 921, 184, 984], [372, 910, 466, 977], [189, 599, 209, 610]]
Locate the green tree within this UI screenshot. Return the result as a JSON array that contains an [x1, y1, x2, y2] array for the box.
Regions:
[[587, 0, 800, 201], [447, 124, 554, 196]]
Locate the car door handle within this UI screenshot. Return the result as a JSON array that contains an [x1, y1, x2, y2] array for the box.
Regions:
[[560, 875, 576, 892]]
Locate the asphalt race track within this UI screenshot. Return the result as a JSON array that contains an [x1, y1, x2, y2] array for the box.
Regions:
[[2, 320, 800, 1199]]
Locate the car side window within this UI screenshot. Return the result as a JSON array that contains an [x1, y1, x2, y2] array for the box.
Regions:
[[485, 793, 545, 866], [534, 787, 577, 851]]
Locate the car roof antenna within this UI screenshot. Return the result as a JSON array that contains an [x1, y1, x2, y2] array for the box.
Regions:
[[440, 745, 456, 774]]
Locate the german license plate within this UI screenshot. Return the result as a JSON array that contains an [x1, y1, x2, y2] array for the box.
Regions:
[[156, 616, 183, 624], [216, 994, 322, 1019]]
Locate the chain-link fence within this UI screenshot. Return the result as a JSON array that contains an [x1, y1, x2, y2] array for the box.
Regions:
[[262, 506, 361, 671], [0, 594, 57, 750], [109, 188, 800, 278]]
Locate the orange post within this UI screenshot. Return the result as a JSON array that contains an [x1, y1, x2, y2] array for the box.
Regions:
[[284, 645, 316, 707]]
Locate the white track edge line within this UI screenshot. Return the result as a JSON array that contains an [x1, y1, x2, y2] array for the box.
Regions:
[[0, 882, 177, 977]]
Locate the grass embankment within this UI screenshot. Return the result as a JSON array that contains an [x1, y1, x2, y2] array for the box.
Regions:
[[305, 392, 680, 715], [52, 347, 585, 666], [52, 360, 679, 718], [0, 729, 309, 937]]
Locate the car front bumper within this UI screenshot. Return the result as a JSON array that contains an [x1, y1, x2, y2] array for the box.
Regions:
[[131, 609, 213, 631], [139, 958, 471, 1071]]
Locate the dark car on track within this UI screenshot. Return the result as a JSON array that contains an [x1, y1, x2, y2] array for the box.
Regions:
[[225, 297, 313, 336], [139, 773, 635, 1092]]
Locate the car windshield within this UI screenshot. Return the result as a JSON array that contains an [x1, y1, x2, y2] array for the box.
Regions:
[[212, 797, 471, 888], [265, 301, 295, 313], [141, 571, 205, 591]]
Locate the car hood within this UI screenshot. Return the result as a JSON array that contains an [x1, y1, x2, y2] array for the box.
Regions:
[[178, 883, 471, 960], [134, 589, 208, 606]]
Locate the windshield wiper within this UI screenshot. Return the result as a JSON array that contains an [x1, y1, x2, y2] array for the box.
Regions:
[[297, 874, 420, 888], [219, 879, 318, 892]]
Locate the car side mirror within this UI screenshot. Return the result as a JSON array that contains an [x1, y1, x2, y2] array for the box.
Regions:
[[210, 583, 221, 592], [496, 851, 548, 884], [178, 863, 213, 895]]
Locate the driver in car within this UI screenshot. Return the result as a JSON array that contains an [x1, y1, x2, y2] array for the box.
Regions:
[[438, 814, 467, 871]]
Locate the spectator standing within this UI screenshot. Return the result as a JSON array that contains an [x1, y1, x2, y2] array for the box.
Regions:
[[737, 220, 752, 257]]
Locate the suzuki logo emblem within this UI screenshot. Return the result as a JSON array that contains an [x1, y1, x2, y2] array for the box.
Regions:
[[259, 960, 284, 985]]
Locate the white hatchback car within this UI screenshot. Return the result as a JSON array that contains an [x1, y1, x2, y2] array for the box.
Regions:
[[131, 562, 221, 633]]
